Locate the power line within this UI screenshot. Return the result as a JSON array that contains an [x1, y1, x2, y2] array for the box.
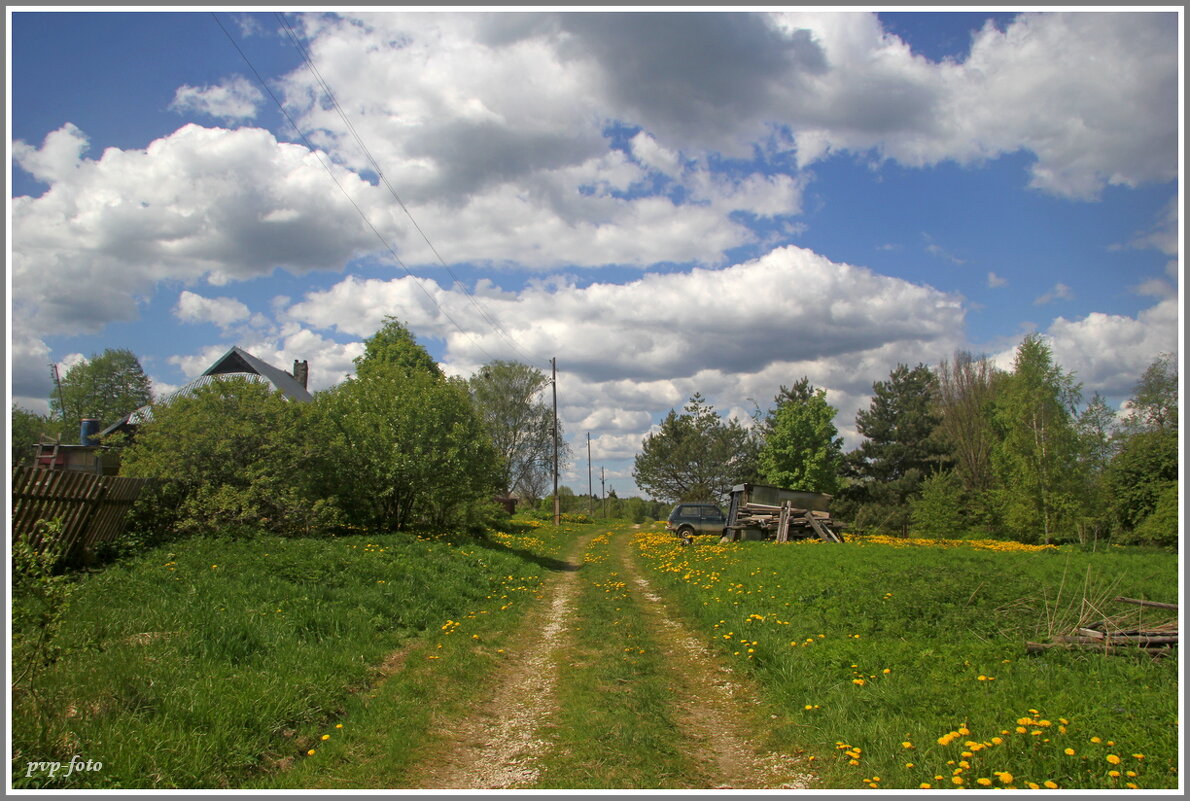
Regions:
[[210, 12, 511, 368], [272, 12, 550, 369]]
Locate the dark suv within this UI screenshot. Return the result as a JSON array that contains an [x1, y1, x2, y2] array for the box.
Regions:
[[666, 503, 727, 538]]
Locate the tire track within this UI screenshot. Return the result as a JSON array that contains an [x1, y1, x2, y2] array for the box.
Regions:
[[406, 532, 591, 789], [615, 530, 811, 789]]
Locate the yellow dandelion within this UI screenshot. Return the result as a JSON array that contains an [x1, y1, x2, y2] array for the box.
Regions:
[[307, 749, 316, 756], [1065, 748, 1076, 756], [1044, 780, 1058, 789], [1107, 754, 1122, 765], [1108, 771, 1121, 778], [1091, 736, 1103, 743], [902, 741, 914, 749], [999, 773, 1014, 784], [321, 734, 331, 741], [977, 778, 992, 786], [920, 783, 932, 789]]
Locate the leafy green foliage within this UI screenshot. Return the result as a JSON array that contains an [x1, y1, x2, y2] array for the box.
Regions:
[[119, 377, 339, 538], [632, 394, 755, 503], [1120, 352, 1177, 434], [10, 405, 64, 468], [1127, 482, 1179, 546], [1107, 430, 1178, 532], [354, 316, 443, 380], [991, 334, 1085, 544], [50, 348, 153, 434], [467, 360, 557, 499], [319, 362, 499, 531], [844, 364, 947, 533], [757, 378, 843, 494], [909, 469, 967, 537]]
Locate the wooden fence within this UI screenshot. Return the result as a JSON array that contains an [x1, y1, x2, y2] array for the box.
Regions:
[[11, 467, 154, 565]]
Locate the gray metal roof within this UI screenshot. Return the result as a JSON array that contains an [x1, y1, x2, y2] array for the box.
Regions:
[[100, 347, 312, 436]]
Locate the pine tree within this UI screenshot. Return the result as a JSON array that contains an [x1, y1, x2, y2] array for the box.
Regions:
[[846, 364, 947, 535]]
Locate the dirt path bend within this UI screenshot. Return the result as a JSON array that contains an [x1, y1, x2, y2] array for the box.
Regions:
[[406, 532, 591, 790], [614, 530, 812, 790]]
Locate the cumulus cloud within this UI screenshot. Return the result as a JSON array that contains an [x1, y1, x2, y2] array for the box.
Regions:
[[170, 75, 264, 122], [991, 297, 1180, 399], [174, 291, 251, 328], [11, 123, 380, 338]]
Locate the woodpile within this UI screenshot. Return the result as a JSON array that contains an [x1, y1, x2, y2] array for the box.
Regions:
[[1026, 596, 1179, 657]]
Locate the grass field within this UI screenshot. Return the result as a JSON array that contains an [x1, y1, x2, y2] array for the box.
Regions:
[[634, 528, 1180, 790], [11, 519, 1180, 790], [10, 521, 571, 789]]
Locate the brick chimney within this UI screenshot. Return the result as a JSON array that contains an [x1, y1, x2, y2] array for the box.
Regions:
[[292, 359, 309, 390]]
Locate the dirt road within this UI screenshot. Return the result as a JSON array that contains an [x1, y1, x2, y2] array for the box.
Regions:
[[406, 526, 811, 790]]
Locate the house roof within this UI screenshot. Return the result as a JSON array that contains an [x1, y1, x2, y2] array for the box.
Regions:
[[100, 346, 312, 437]]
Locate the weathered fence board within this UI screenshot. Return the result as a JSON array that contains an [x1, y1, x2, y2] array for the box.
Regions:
[[10, 468, 153, 564]]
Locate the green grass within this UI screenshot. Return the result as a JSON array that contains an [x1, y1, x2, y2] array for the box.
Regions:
[[10, 522, 569, 789], [633, 528, 1180, 791]]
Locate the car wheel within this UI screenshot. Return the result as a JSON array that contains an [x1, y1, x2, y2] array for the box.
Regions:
[[677, 525, 695, 538]]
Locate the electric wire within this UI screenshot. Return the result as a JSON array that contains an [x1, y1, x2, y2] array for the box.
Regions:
[[210, 12, 510, 368], [272, 12, 550, 370]]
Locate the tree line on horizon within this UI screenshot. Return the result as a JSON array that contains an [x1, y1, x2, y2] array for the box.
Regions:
[[632, 336, 1178, 547]]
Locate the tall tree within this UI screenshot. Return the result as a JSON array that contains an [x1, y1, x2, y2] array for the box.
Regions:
[[467, 360, 557, 499], [50, 349, 153, 435], [1121, 352, 1178, 433], [991, 334, 1084, 544], [844, 364, 947, 534], [932, 351, 1003, 497], [354, 316, 443, 379], [757, 379, 843, 495], [320, 363, 499, 531], [633, 394, 753, 503]]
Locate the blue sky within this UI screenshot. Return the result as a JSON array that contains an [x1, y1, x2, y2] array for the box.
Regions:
[[8, 9, 1181, 497]]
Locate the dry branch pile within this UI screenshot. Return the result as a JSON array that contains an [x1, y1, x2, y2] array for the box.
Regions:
[[1027, 596, 1179, 656]]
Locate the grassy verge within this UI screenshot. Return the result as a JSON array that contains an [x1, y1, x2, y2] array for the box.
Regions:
[[533, 526, 700, 788], [634, 528, 1179, 791], [10, 520, 571, 789]]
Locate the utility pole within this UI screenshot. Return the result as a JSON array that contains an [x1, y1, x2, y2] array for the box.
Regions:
[[600, 467, 606, 519], [50, 364, 67, 423], [587, 432, 593, 517], [552, 357, 560, 527]]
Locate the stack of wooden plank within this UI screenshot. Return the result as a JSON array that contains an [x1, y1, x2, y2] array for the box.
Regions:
[[1026, 596, 1179, 656]]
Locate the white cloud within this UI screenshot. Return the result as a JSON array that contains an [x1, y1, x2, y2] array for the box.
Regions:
[[768, 12, 1177, 199], [989, 297, 1179, 399], [174, 291, 251, 328], [170, 75, 264, 122], [11, 123, 380, 338], [987, 272, 1007, 288], [11, 123, 90, 184], [1034, 282, 1072, 305]]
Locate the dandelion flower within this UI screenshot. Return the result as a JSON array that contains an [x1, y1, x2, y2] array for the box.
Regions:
[[999, 773, 1014, 784], [1090, 736, 1102, 744], [1108, 771, 1121, 778], [977, 778, 992, 786], [1107, 754, 1122, 765], [307, 749, 316, 756], [1044, 780, 1059, 789], [1065, 748, 1076, 756], [902, 742, 914, 749], [919, 783, 932, 789]]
